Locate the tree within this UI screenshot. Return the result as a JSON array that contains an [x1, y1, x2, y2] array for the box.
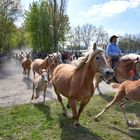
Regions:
[[95, 26, 109, 44], [80, 24, 96, 49], [0, 0, 22, 53], [48, 0, 70, 51], [25, 0, 70, 52], [119, 34, 140, 53]]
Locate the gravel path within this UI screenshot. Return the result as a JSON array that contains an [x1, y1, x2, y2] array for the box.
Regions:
[[0, 56, 115, 107]]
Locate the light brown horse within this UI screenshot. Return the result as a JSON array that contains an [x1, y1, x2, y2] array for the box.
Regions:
[[49, 53, 62, 73], [94, 80, 140, 128], [32, 55, 54, 77], [95, 54, 140, 95], [52, 43, 114, 127], [31, 69, 49, 103], [21, 54, 32, 78]]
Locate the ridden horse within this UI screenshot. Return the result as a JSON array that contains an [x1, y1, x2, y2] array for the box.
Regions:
[[21, 54, 32, 78], [95, 54, 140, 95], [32, 55, 54, 78], [31, 69, 49, 103], [94, 80, 140, 128], [52, 43, 114, 127]]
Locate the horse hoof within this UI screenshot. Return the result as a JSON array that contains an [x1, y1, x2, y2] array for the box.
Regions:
[[94, 117, 99, 122], [74, 122, 80, 128], [67, 104, 70, 109], [30, 100, 34, 104], [62, 111, 67, 117]]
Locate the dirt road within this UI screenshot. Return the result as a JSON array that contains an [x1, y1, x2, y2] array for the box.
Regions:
[[0, 56, 115, 107]]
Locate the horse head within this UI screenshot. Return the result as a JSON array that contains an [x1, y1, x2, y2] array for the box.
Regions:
[[86, 43, 114, 80], [41, 69, 48, 83]]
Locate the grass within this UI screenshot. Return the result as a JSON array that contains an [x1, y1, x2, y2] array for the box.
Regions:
[[0, 93, 140, 140]]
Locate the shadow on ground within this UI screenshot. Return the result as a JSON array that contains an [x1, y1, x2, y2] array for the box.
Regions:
[[34, 103, 52, 120], [22, 77, 32, 90], [58, 114, 105, 140]]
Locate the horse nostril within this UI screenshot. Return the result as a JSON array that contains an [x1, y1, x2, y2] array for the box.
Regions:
[[106, 71, 110, 75], [106, 71, 114, 76]]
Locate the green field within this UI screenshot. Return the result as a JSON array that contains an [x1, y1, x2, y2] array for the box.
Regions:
[[0, 94, 140, 140]]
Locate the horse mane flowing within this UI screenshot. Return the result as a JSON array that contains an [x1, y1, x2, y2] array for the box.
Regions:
[[120, 53, 140, 61], [72, 47, 104, 70]]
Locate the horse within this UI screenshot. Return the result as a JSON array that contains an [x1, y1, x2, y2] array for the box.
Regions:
[[95, 54, 140, 95], [94, 80, 140, 128], [18, 52, 25, 61], [21, 54, 32, 78], [52, 53, 62, 66], [52, 43, 114, 127], [31, 55, 54, 78], [31, 69, 49, 103]]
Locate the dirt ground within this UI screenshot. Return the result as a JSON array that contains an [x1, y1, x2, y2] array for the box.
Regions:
[[0, 55, 115, 107]]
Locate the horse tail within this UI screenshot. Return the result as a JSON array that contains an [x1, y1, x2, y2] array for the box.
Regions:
[[110, 83, 120, 89]]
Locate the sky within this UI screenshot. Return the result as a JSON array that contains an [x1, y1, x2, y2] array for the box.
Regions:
[[20, 0, 140, 35]]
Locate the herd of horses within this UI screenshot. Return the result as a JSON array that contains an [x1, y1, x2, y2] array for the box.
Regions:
[[12, 44, 140, 128]]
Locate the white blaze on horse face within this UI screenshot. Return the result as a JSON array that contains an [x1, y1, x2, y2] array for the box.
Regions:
[[43, 74, 48, 82]]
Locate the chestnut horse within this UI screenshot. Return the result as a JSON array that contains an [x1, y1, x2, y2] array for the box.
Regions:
[[21, 54, 32, 78], [95, 54, 140, 95], [94, 80, 140, 128], [52, 43, 114, 127], [32, 55, 54, 77]]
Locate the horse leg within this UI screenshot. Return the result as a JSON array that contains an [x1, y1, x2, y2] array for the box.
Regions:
[[94, 90, 125, 120], [68, 99, 79, 127], [27, 69, 29, 78], [94, 73, 102, 95], [95, 82, 102, 95], [33, 70, 35, 78], [23, 68, 26, 75], [119, 99, 138, 127], [76, 100, 90, 127], [25, 68, 26, 75], [53, 85, 67, 115], [31, 85, 35, 103], [43, 88, 46, 104]]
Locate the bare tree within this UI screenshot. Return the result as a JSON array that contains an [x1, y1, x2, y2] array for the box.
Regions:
[[80, 24, 96, 49], [95, 26, 109, 44]]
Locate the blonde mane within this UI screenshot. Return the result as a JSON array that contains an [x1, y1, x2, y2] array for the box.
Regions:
[[73, 48, 104, 70], [121, 53, 140, 61], [74, 53, 91, 70]]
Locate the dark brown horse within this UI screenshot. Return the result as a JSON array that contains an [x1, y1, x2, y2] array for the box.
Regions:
[[52, 43, 114, 127], [21, 54, 32, 78], [95, 54, 140, 95]]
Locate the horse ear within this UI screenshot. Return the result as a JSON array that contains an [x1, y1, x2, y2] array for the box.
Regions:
[[136, 57, 139, 61], [93, 43, 97, 51]]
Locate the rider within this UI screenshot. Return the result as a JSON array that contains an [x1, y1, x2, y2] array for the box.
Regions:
[[106, 35, 122, 69]]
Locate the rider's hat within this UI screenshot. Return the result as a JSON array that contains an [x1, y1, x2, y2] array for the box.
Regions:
[[110, 35, 118, 42]]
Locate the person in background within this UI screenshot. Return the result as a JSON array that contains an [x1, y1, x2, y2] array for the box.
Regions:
[[106, 35, 122, 69]]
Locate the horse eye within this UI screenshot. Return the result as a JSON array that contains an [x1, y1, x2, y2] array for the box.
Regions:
[[96, 56, 100, 60]]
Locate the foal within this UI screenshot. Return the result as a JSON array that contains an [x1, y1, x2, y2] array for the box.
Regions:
[[94, 80, 140, 127], [31, 69, 49, 103]]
